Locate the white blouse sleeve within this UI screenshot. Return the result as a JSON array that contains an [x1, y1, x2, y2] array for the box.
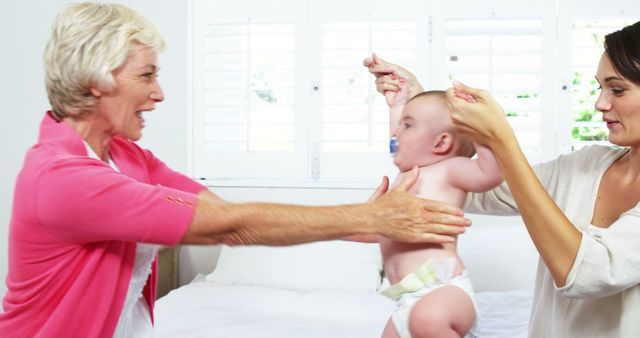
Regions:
[[464, 159, 556, 216], [559, 204, 640, 298], [464, 180, 519, 215]]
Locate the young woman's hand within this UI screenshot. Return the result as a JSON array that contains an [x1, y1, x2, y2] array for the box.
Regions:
[[445, 81, 515, 148]]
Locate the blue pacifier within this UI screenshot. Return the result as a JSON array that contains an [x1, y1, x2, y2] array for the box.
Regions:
[[389, 136, 398, 156]]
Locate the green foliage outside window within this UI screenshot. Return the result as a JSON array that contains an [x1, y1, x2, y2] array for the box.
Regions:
[[571, 70, 607, 143], [572, 127, 608, 141]]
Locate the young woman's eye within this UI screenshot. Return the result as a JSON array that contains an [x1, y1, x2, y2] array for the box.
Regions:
[[403, 123, 411, 129], [611, 88, 625, 95]]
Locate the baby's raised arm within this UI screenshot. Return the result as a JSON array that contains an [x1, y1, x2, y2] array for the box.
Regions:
[[386, 79, 411, 137], [447, 143, 503, 193]]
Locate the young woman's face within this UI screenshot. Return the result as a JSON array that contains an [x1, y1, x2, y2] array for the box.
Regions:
[[95, 44, 164, 141], [595, 52, 640, 148]]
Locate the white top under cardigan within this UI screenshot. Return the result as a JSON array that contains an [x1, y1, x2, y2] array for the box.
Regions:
[[465, 145, 640, 338], [83, 142, 156, 338]]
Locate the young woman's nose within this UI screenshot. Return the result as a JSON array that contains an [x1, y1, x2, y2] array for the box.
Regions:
[[594, 90, 611, 113]]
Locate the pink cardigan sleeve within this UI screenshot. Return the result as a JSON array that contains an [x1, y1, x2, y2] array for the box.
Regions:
[[141, 147, 206, 194], [34, 157, 198, 245]]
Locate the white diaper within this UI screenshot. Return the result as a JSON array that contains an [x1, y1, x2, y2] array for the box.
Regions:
[[380, 259, 479, 338]]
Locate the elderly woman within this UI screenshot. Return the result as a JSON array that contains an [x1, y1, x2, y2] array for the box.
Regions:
[[367, 20, 640, 338], [0, 3, 470, 337]]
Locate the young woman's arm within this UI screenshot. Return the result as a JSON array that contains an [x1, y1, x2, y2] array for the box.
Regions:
[[446, 84, 581, 287]]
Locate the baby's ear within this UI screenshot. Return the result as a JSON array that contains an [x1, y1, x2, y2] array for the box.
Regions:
[[431, 132, 454, 155]]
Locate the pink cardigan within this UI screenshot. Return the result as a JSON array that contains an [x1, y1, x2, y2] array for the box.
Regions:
[[0, 112, 206, 337]]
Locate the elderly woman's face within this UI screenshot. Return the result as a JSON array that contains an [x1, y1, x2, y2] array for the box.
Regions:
[[94, 44, 164, 141]]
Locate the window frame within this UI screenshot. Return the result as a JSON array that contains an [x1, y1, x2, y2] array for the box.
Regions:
[[188, 0, 640, 188], [556, 0, 640, 154]]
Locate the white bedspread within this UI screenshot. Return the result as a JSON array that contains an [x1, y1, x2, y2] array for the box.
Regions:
[[154, 282, 532, 338]]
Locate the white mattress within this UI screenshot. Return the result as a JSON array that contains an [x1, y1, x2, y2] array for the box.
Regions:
[[154, 282, 532, 338]]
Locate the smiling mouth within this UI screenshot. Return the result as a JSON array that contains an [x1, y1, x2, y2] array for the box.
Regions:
[[136, 111, 146, 127], [605, 121, 619, 128]]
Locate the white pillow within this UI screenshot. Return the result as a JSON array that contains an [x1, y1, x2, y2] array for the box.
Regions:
[[206, 241, 382, 293], [458, 223, 539, 292]]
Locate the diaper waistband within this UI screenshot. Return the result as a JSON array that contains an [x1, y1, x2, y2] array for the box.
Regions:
[[381, 257, 458, 300]]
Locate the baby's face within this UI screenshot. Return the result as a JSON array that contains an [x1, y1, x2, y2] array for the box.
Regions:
[[392, 95, 450, 171]]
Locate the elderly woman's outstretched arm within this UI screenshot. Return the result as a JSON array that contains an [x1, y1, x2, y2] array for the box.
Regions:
[[184, 167, 470, 246]]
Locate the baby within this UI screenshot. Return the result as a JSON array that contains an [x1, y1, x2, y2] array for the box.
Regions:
[[351, 67, 503, 338]]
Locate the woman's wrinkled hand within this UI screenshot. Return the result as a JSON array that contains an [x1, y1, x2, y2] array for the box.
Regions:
[[370, 167, 470, 243], [367, 176, 390, 203]]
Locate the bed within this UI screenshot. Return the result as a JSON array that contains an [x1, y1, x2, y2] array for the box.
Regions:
[[155, 222, 537, 338]]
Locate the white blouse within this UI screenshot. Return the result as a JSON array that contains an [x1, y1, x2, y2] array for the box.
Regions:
[[466, 145, 640, 338]]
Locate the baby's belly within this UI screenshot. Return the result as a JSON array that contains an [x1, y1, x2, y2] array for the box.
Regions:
[[380, 240, 463, 285]]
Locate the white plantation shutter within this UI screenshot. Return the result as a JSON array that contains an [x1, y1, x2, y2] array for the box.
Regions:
[[568, 19, 635, 150], [190, 0, 640, 186], [191, 0, 425, 184], [318, 21, 417, 180], [321, 22, 416, 153], [427, 0, 557, 163], [202, 24, 296, 153], [191, 0, 309, 181], [556, 0, 640, 153], [309, 0, 428, 182], [443, 19, 544, 154]]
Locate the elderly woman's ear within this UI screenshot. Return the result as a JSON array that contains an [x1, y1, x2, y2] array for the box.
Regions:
[[89, 87, 103, 98]]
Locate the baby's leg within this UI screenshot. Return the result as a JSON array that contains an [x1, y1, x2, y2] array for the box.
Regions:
[[381, 318, 401, 338], [408, 285, 475, 338]]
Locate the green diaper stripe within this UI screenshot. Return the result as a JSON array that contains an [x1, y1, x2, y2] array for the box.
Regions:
[[381, 261, 438, 300]]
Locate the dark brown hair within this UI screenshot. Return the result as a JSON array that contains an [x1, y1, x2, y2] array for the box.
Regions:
[[604, 21, 640, 85]]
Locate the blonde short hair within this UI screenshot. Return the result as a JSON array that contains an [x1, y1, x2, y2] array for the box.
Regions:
[[44, 2, 166, 120]]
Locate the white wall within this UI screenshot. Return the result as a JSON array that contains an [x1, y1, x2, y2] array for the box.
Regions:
[[0, 0, 188, 302]]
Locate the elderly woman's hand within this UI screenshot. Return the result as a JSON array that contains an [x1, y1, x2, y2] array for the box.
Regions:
[[445, 81, 516, 149], [367, 176, 390, 203], [363, 53, 424, 99], [369, 167, 469, 243]]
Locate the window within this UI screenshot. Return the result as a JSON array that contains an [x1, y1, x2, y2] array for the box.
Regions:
[[203, 24, 296, 153], [190, 0, 640, 186], [319, 21, 417, 180], [191, 0, 309, 181], [556, 0, 638, 153], [321, 22, 416, 153], [443, 19, 544, 155], [427, 0, 557, 163], [191, 0, 424, 184], [569, 19, 634, 150]]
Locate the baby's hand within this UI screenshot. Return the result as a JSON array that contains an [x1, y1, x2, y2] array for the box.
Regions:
[[452, 79, 476, 103], [364, 53, 424, 98], [385, 77, 410, 107]]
